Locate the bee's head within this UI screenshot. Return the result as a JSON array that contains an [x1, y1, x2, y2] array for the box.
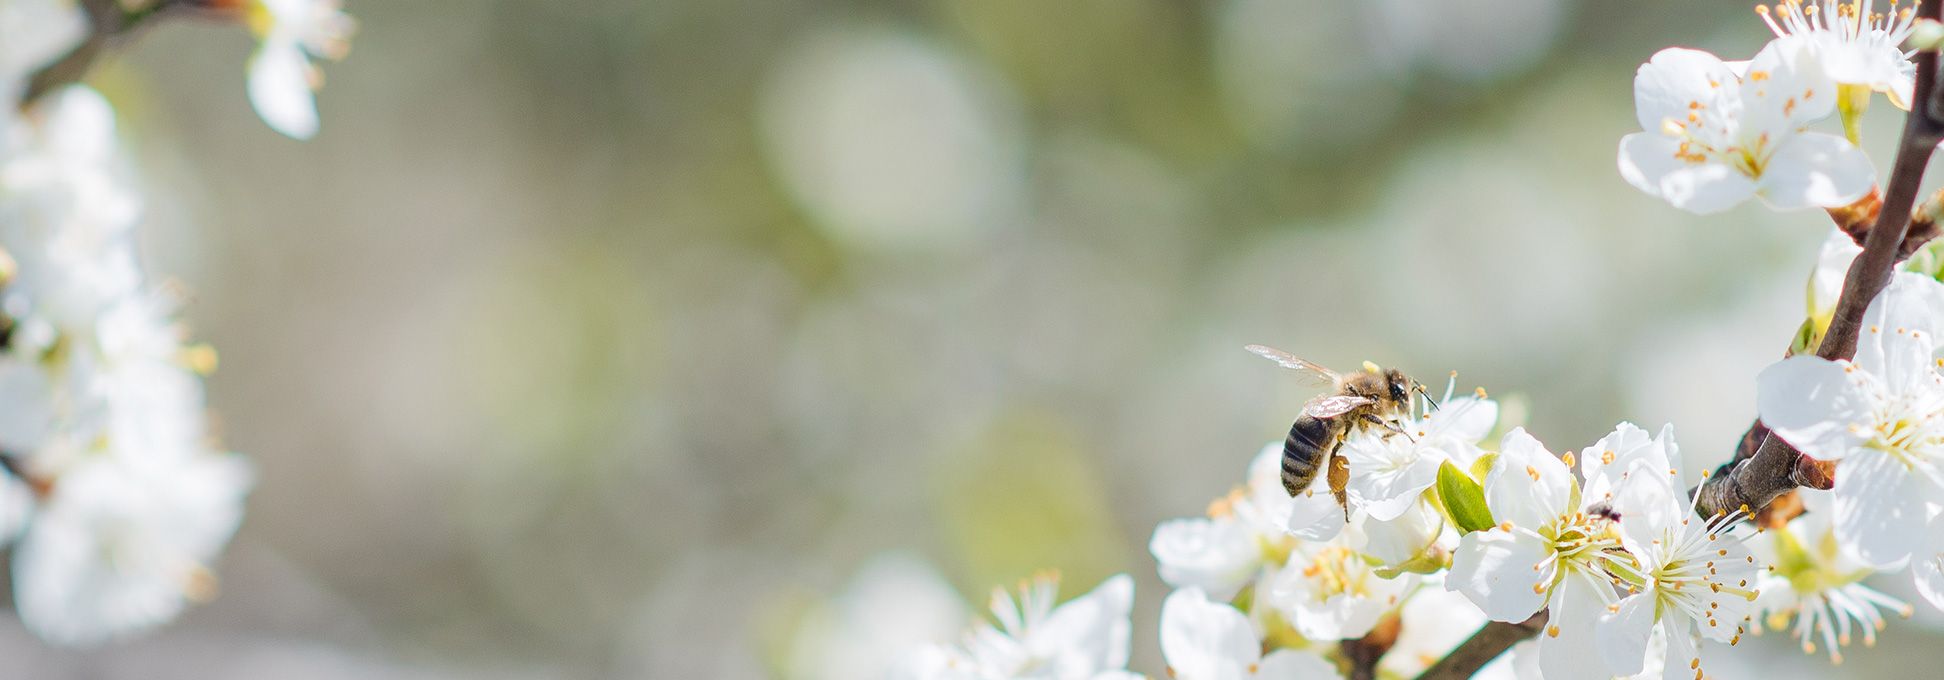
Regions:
[[1383, 368, 1412, 406]]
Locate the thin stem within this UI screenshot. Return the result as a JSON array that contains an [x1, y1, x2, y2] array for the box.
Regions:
[[20, 0, 206, 107], [1414, 612, 1547, 680], [1340, 611, 1400, 680]]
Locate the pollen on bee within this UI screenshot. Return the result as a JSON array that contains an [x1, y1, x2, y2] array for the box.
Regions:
[[1547, 625, 1560, 638]]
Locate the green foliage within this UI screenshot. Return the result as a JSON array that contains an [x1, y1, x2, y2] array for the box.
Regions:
[[1438, 460, 1495, 534]]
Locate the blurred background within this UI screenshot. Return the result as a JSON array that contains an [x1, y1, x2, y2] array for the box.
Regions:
[[9, 0, 1944, 677]]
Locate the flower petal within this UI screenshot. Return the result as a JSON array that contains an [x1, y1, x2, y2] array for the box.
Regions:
[[1833, 451, 1932, 567], [1159, 587, 1256, 679], [1285, 486, 1347, 542], [1484, 428, 1572, 530], [1151, 518, 1261, 602], [1633, 48, 1739, 133], [1915, 552, 1944, 614], [1756, 355, 1870, 461], [1425, 397, 1498, 444], [1597, 590, 1657, 676], [1741, 37, 1838, 130], [1538, 574, 1614, 680], [1028, 574, 1134, 672], [1256, 649, 1340, 679], [1448, 528, 1550, 622], [247, 42, 320, 140], [1756, 132, 1875, 210], [1860, 272, 1944, 358]]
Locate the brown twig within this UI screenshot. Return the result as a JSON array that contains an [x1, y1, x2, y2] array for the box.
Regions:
[[1414, 612, 1547, 680], [1694, 3, 1944, 518], [1340, 611, 1400, 680], [20, 0, 206, 107]]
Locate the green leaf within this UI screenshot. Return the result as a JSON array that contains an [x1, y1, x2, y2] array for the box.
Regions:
[[1468, 452, 1498, 482], [1438, 460, 1495, 534], [1789, 316, 1819, 357]]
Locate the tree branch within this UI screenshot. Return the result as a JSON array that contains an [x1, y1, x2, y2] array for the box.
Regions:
[[1340, 611, 1400, 680], [1433, 15, 1944, 678], [1694, 5, 1944, 518], [20, 0, 206, 107], [1414, 612, 1547, 680]]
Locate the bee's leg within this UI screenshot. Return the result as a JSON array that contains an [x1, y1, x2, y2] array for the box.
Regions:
[[1328, 443, 1350, 521], [1362, 413, 1415, 442]]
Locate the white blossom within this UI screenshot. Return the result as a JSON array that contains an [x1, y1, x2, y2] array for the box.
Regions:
[[244, 0, 355, 139], [12, 452, 249, 645], [1618, 41, 1873, 214], [1265, 529, 1414, 641], [1757, 0, 1920, 108], [1758, 273, 1944, 567], [1747, 490, 1912, 663], [1150, 444, 1297, 601], [0, 83, 251, 647], [1151, 518, 1261, 603], [1804, 227, 1863, 330], [1158, 587, 1339, 680], [1447, 427, 1637, 680], [786, 553, 969, 680], [1595, 460, 1762, 680], [1339, 392, 1496, 522], [894, 573, 1136, 680]]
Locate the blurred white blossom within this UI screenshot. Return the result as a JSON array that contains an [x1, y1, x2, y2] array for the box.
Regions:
[[1748, 490, 1913, 662], [893, 573, 1135, 680], [786, 553, 968, 680], [0, 85, 252, 645], [244, 0, 356, 139], [760, 27, 1024, 251], [1158, 587, 1338, 680]]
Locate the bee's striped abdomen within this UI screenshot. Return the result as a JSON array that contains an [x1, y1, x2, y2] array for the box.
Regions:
[[1282, 415, 1334, 497]]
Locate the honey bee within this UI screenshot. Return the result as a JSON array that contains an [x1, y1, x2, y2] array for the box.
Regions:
[[1245, 345, 1426, 516]]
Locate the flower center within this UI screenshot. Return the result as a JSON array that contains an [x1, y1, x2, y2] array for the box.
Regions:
[[1299, 546, 1371, 600], [1758, 0, 1918, 45], [1863, 390, 1944, 470]]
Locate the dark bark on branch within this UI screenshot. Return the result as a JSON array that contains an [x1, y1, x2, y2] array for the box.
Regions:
[[1414, 612, 1547, 680], [1694, 1, 1944, 519], [1340, 611, 1400, 680]]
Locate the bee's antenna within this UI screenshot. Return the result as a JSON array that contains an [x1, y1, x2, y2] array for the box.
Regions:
[[1415, 383, 1441, 412]]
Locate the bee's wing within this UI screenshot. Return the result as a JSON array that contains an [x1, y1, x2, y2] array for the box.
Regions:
[[1244, 345, 1340, 385], [1303, 395, 1373, 419]]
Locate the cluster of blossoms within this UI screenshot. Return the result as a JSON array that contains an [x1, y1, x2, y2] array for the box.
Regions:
[[874, 2, 1944, 678], [0, 0, 351, 645]]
